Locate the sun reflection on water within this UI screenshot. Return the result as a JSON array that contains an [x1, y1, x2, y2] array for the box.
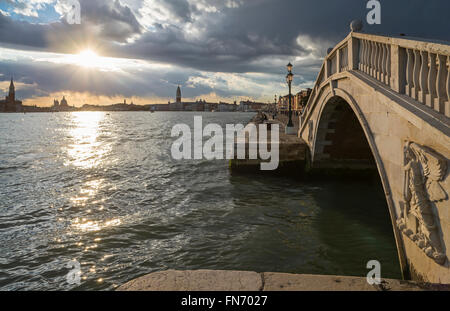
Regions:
[[71, 218, 122, 232], [61, 111, 124, 283], [65, 112, 110, 169]]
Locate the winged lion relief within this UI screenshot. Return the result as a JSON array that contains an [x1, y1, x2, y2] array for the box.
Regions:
[[397, 141, 448, 265]]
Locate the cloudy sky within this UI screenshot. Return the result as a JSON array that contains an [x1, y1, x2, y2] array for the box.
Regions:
[[0, 0, 449, 107]]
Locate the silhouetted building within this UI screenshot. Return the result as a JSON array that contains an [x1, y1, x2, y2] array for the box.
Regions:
[[240, 100, 269, 112], [277, 95, 292, 112], [62, 96, 69, 107], [176, 85, 182, 103], [169, 86, 184, 111], [51, 95, 73, 111], [294, 88, 312, 112], [0, 78, 22, 112]]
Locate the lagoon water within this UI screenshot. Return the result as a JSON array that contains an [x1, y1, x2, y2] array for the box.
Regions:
[[0, 112, 401, 290]]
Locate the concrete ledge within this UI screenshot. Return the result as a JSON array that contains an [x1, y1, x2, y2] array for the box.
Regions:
[[117, 270, 450, 291], [117, 270, 262, 291]]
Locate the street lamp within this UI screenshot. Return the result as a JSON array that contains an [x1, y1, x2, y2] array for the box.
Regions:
[[285, 62, 295, 134], [287, 62, 293, 72], [274, 94, 277, 115]]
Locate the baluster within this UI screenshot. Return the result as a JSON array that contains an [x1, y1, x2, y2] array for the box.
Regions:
[[427, 53, 437, 109], [435, 55, 446, 114], [364, 41, 369, 74], [377, 43, 383, 81], [359, 40, 364, 71], [344, 46, 348, 70], [373, 42, 379, 79], [364, 40, 370, 73], [343, 46, 346, 71], [337, 48, 341, 73], [372, 42, 377, 78], [344, 46, 353, 70], [346, 46, 349, 69], [332, 54, 336, 75], [374, 42, 379, 78], [385, 45, 391, 86], [368, 41, 373, 75], [412, 50, 421, 100], [418, 50, 429, 104], [331, 52, 337, 75], [406, 49, 414, 97], [446, 56, 450, 117], [371, 41, 377, 77], [381, 44, 387, 84]]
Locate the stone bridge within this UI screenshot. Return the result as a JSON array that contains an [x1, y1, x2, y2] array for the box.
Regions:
[[298, 27, 450, 283]]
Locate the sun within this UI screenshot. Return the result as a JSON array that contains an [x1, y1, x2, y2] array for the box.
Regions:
[[77, 49, 100, 68], [60, 48, 126, 72]]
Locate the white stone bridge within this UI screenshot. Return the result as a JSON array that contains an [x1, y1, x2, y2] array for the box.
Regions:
[[298, 28, 450, 283]]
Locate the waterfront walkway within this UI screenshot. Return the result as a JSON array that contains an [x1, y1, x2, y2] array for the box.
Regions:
[[117, 270, 450, 291], [229, 113, 307, 173], [273, 113, 300, 133]]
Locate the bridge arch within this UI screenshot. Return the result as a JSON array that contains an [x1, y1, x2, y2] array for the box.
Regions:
[[313, 94, 375, 168], [308, 87, 408, 275], [312, 88, 388, 184]]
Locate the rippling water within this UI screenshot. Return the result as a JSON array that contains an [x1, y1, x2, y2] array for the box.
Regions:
[[0, 111, 401, 290]]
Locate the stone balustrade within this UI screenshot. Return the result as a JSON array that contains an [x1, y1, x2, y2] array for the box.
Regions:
[[301, 31, 450, 130], [358, 39, 391, 86]]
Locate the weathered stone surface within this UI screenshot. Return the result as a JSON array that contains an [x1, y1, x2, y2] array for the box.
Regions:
[[263, 273, 377, 291], [117, 270, 450, 291], [261, 273, 437, 291], [229, 119, 307, 173], [116, 270, 262, 291]]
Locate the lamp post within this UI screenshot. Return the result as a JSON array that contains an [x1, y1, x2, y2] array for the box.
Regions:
[[274, 95, 277, 116], [285, 62, 295, 134]]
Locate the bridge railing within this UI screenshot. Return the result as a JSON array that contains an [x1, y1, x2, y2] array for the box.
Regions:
[[354, 33, 450, 117], [358, 38, 391, 86], [301, 31, 450, 131]]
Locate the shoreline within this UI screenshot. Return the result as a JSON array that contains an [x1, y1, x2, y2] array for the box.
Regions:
[[0, 110, 261, 113]]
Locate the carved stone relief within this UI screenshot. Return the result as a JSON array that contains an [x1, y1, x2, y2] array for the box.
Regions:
[[397, 141, 448, 265]]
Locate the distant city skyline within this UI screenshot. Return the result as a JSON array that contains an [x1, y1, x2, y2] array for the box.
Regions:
[[0, 0, 449, 107]]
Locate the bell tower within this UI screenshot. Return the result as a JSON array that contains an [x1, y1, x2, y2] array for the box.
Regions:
[[176, 85, 181, 103], [8, 77, 15, 102]]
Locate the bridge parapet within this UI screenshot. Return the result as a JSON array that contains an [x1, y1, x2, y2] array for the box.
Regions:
[[354, 32, 450, 118], [301, 32, 450, 130]]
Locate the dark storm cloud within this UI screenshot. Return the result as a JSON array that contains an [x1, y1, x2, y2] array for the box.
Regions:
[[139, 0, 450, 71], [123, 0, 450, 73], [160, 0, 193, 23], [0, 56, 214, 99], [0, 13, 49, 49], [110, 22, 308, 73], [0, 0, 142, 51], [78, 0, 142, 41], [1, 0, 450, 73]]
